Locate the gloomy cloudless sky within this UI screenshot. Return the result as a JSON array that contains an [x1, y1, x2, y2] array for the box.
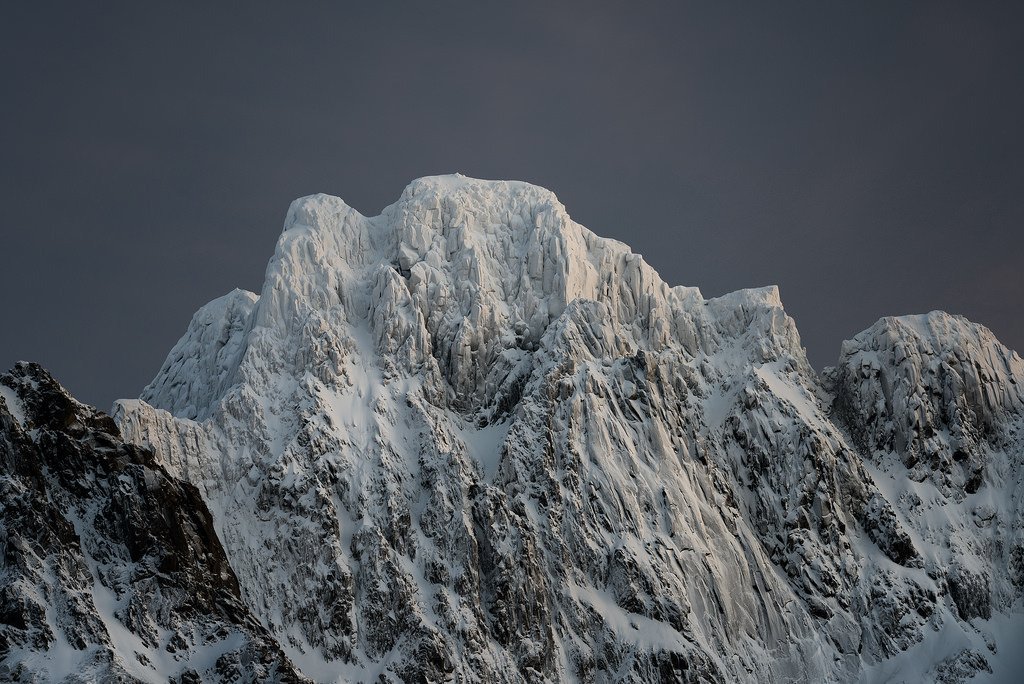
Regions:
[[2, 1, 1022, 409]]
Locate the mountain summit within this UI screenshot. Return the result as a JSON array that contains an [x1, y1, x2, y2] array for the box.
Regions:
[[4, 176, 1022, 682]]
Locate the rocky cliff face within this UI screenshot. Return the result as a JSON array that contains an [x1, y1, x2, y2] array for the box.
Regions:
[[0, 362, 304, 683], [8, 175, 1020, 682], [827, 314, 1024, 680]]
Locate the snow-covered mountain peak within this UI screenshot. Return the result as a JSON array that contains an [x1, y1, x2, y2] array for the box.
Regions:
[[832, 309, 1024, 498], [138, 289, 257, 421], [841, 310, 1021, 365], [834, 310, 1024, 437], [107, 177, 1024, 682], [283, 192, 362, 233], [142, 176, 802, 422]]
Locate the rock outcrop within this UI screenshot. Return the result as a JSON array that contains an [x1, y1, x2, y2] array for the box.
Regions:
[[0, 362, 304, 683]]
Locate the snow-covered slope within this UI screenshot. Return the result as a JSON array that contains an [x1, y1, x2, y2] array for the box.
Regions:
[[828, 314, 1024, 683], [0, 362, 305, 683], [107, 174, 1022, 682]]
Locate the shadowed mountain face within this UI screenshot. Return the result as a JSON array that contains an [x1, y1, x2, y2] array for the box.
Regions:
[[0, 362, 305, 683], [4, 177, 1023, 683]]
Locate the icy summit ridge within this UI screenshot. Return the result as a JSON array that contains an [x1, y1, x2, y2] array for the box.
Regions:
[[105, 176, 1024, 683], [141, 174, 792, 423]]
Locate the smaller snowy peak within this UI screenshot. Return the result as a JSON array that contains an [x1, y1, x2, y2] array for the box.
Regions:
[[140, 288, 258, 420], [831, 310, 1024, 492], [283, 193, 361, 234], [836, 311, 1024, 420], [842, 310, 1022, 366]]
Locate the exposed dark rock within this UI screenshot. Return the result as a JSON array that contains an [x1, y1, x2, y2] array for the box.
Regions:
[[0, 363, 305, 683]]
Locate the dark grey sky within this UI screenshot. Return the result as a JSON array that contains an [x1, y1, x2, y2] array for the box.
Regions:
[[2, 2, 1022, 410]]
